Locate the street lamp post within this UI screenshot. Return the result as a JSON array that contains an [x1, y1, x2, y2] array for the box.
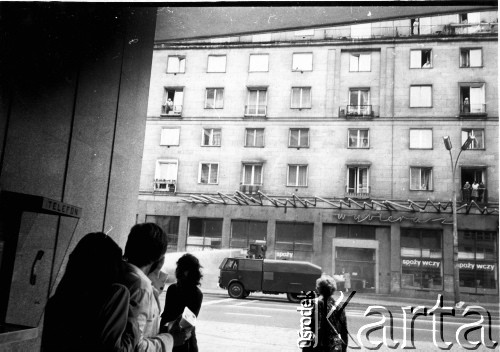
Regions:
[[443, 135, 474, 307]]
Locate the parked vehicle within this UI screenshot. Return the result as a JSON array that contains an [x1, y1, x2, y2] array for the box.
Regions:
[[218, 257, 322, 302]]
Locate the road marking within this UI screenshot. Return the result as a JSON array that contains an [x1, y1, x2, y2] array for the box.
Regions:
[[233, 300, 258, 306], [225, 312, 271, 318], [203, 298, 234, 306]]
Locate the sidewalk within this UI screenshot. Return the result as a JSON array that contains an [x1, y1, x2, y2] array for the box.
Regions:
[[202, 287, 500, 314]]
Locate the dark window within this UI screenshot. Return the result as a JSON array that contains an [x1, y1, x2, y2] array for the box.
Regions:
[[336, 225, 376, 239], [187, 218, 222, 250], [230, 220, 267, 249], [275, 222, 313, 261]]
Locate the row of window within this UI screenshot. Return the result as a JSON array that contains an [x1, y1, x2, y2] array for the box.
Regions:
[[155, 159, 471, 193], [163, 83, 487, 115], [160, 127, 486, 150], [165, 47, 484, 74], [145, 214, 498, 293]]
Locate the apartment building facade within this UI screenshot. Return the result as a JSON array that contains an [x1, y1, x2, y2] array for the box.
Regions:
[[138, 10, 499, 301]]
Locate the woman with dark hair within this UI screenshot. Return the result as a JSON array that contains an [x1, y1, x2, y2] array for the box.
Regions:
[[303, 275, 348, 352], [42, 232, 137, 351], [160, 253, 203, 352]]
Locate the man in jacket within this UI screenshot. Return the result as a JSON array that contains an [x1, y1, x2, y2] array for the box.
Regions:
[[122, 223, 190, 351]]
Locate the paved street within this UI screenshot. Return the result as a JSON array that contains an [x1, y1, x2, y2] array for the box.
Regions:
[[159, 291, 499, 351]]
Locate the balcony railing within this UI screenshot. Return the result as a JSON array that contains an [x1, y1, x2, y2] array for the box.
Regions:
[[245, 105, 267, 117], [339, 105, 378, 118], [154, 179, 176, 192], [161, 104, 183, 116], [345, 186, 371, 199], [460, 103, 486, 117], [240, 184, 262, 195], [324, 23, 497, 40]]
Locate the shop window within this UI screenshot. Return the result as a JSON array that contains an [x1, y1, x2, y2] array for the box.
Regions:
[[348, 129, 369, 148], [198, 163, 219, 184], [205, 88, 224, 109], [410, 167, 433, 191], [410, 85, 432, 107], [275, 222, 313, 261], [201, 128, 221, 146], [401, 229, 443, 289], [249, 54, 269, 72], [410, 49, 432, 69], [187, 218, 222, 251], [460, 48, 482, 68], [167, 56, 185, 74], [336, 225, 376, 239], [461, 129, 484, 149], [245, 128, 264, 147], [459, 231, 497, 294], [230, 220, 267, 249], [287, 165, 308, 187], [289, 128, 309, 148], [291, 87, 311, 109], [349, 53, 371, 72], [145, 215, 179, 252], [207, 55, 226, 73], [292, 53, 313, 72], [160, 128, 180, 146], [409, 129, 432, 149]]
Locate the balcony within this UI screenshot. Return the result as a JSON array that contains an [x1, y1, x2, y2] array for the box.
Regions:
[[345, 186, 370, 199], [339, 105, 378, 119], [459, 103, 487, 118], [161, 104, 182, 117], [154, 179, 176, 193], [239, 184, 261, 195], [324, 23, 497, 40], [244, 105, 267, 117]]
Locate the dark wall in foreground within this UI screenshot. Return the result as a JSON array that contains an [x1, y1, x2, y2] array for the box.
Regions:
[[0, 5, 156, 350]]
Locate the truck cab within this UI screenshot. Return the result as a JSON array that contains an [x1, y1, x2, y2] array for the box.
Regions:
[[219, 257, 322, 302]]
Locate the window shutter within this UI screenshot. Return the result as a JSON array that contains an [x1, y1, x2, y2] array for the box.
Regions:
[[469, 49, 481, 67], [161, 129, 180, 146], [349, 55, 359, 71], [359, 54, 371, 71]]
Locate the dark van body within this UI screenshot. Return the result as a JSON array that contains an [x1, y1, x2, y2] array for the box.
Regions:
[[218, 257, 322, 302]]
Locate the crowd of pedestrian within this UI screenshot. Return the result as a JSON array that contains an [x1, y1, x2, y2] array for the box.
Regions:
[[42, 223, 202, 352]]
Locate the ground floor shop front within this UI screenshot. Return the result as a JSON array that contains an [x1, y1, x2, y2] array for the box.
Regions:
[[137, 197, 498, 302]]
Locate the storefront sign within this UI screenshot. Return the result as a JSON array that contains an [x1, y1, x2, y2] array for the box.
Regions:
[[276, 251, 293, 259], [402, 259, 441, 268], [459, 262, 495, 271]]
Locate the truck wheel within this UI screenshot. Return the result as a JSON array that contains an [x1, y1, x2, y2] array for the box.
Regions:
[[287, 292, 301, 303], [228, 282, 245, 299]]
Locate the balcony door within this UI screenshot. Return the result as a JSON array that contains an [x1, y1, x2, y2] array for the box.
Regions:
[[347, 166, 369, 196], [349, 89, 370, 115]]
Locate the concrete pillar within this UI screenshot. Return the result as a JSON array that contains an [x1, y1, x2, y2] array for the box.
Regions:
[[312, 222, 323, 267], [221, 216, 231, 248], [177, 215, 188, 252], [442, 225, 454, 294], [390, 223, 401, 293], [325, 49, 336, 117], [266, 219, 276, 258]]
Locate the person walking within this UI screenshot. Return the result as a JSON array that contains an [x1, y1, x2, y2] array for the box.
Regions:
[[42, 232, 138, 351], [160, 254, 204, 352], [121, 223, 190, 352], [342, 269, 351, 293], [303, 275, 348, 352]]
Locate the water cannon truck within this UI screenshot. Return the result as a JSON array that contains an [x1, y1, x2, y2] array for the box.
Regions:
[[218, 256, 322, 302]]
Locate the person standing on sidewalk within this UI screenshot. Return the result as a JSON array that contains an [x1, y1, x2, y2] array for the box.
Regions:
[[160, 253, 204, 352], [303, 275, 348, 352], [121, 223, 190, 352]]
